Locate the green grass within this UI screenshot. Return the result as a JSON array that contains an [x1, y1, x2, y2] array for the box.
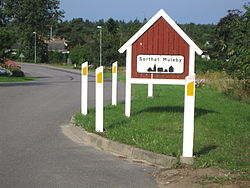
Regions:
[[74, 78, 250, 178], [0, 76, 36, 82], [104, 71, 126, 82], [193, 175, 235, 186]]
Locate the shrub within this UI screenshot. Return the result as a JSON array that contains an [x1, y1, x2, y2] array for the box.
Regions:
[[69, 45, 93, 66], [48, 51, 67, 64], [1, 60, 24, 77], [195, 55, 221, 73], [2, 60, 21, 71], [197, 71, 250, 103], [11, 69, 24, 77]]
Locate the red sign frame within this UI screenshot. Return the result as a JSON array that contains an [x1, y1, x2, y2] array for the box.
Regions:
[[131, 17, 189, 80]]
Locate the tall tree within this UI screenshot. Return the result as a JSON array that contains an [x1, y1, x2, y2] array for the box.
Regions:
[[0, 0, 16, 63], [4, 0, 63, 62], [101, 18, 120, 66], [212, 3, 250, 83]]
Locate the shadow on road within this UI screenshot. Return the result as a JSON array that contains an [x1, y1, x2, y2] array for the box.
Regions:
[[0, 80, 80, 87]]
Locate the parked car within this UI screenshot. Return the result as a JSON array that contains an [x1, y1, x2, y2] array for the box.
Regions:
[[0, 68, 7, 75], [0, 67, 11, 76]]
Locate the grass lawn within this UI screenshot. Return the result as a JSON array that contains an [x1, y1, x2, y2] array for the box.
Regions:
[[74, 76, 250, 178], [104, 71, 126, 82], [0, 76, 36, 82]]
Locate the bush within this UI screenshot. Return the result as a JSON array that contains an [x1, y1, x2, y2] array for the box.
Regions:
[[195, 55, 222, 73], [69, 45, 93, 66], [11, 69, 24, 77], [2, 60, 21, 71], [48, 51, 67, 64], [1, 60, 25, 77], [197, 71, 250, 103]]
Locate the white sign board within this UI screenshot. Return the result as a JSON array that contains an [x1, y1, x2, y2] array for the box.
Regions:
[[137, 55, 184, 74]]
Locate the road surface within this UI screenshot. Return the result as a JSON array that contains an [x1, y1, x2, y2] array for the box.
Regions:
[[0, 63, 157, 188]]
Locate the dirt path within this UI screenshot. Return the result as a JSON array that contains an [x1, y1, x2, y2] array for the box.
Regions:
[[152, 167, 249, 188]]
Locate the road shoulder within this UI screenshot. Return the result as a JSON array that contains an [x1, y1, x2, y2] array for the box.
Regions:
[[61, 121, 177, 168]]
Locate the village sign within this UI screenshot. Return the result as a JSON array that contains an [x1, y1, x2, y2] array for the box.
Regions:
[[118, 9, 203, 162]]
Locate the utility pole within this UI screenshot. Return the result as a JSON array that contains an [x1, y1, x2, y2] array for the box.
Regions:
[[97, 26, 102, 66], [50, 26, 53, 40], [33, 32, 37, 63]]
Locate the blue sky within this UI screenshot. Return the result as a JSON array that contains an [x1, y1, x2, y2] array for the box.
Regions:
[[60, 0, 248, 24]]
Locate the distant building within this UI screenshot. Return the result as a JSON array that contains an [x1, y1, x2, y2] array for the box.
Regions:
[[46, 38, 69, 54], [4, 43, 21, 55], [6, 38, 70, 55]]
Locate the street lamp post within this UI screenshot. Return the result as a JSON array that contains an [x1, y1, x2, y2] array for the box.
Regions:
[[33, 32, 37, 63], [97, 26, 102, 66]]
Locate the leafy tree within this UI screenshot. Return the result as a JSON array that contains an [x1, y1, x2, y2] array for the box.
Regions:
[[54, 18, 97, 47], [3, 0, 63, 62], [0, 0, 16, 63], [211, 3, 250, 85], [101, 18, 120, 66], [69, 45, 93, 66], [180, 23, 215, 49], [0, 0, 6, 26], [0, 27, 16, 63], [48, 51, 67, 64]]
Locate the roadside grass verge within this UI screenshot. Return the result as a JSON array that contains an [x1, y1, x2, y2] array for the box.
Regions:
[[0, 76, 36, 82], [75, 82, 250, 178], [103, 72, 126, 82], [197, 71, 250, 104]]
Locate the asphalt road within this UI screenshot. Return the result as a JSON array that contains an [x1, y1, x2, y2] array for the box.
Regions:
[[0, 63, 157, 188]]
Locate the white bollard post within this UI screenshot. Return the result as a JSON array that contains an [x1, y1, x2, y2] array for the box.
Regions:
[[182, 74, 196, 158], [81, 62, 88, 115], [112, 62, 118, 106], [95, 66, 104, 132]]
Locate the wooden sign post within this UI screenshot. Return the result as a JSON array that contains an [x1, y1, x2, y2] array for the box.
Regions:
[[118, 9, 203, 163], [81, 62, 88, 115]]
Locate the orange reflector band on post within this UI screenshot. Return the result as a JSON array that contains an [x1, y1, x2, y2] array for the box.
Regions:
[[113, 66, 117, 74], [187, 81, 194, 96], [97, 72, 103, 83], [82, 67, 88, 76]]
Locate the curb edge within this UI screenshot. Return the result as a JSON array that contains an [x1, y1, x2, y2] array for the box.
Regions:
[[65, 118, 178, 168]]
